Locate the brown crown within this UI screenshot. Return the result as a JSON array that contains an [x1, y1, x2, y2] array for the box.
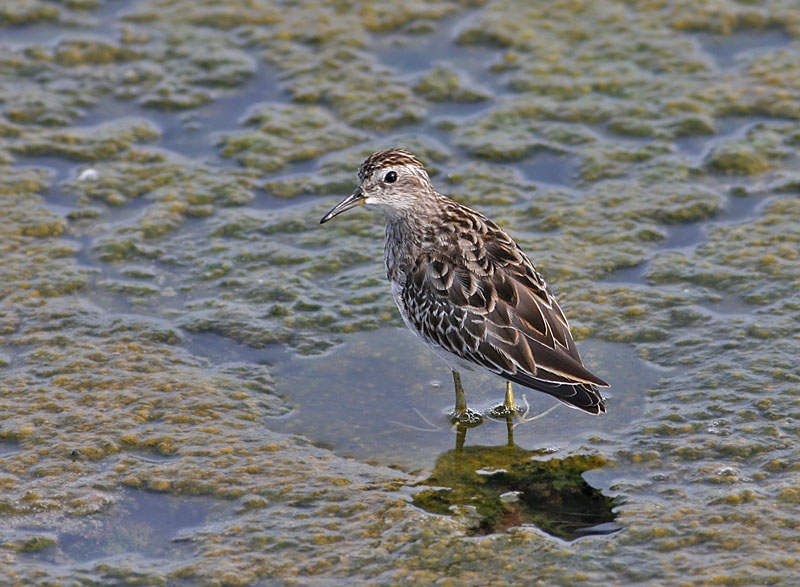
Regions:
[[358, 149, 424, 182]]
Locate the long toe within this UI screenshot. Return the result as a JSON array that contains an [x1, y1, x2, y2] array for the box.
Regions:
[[449, 407, 483, 427], [487, 403, 521, 418]]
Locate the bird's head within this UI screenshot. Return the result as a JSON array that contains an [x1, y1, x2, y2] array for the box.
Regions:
[[320, 149, 434, 223]]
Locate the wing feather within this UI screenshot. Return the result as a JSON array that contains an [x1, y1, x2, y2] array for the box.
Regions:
[[401, 204, 608, 414]]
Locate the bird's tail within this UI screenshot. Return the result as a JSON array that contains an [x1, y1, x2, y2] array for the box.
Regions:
[[506, 372, 607, 415]]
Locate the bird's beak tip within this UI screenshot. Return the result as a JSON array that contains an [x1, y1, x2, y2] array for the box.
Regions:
[[319, 188, 365, 225]]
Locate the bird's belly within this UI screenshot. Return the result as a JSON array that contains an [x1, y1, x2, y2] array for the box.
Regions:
[[390, 279, 420, 338], [426, 343, 479, 373], [390, 279, 478, 374]]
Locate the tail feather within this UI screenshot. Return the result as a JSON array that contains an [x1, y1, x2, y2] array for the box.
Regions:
[[506, 371, 606, 415]]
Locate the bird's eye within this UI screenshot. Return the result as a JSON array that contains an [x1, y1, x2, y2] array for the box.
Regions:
[[384, 171, 398, 183]]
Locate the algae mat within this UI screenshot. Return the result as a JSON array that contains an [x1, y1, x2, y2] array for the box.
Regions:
[[1, 0, 798, 584]]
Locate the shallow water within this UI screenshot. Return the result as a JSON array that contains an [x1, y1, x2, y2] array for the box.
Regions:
[[1, 0, 799, 584], [22, 488, 219, 566], [270, 328, 663, 471]]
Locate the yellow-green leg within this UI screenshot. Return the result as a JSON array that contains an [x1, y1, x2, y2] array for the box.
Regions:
[[504, 380, 517, 412], [449, 370, 482, 426], [453, 370, 467, 414], [488, 380, 521, 418]]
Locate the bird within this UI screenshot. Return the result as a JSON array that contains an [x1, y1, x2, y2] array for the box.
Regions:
[[320, 148, 608, 424]]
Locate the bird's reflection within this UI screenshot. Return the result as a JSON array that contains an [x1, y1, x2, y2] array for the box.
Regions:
[[414, 418, 621, 540]]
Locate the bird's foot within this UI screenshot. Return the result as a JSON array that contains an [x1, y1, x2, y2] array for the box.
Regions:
[[449, 407, 483, 427], [486, 403, 522, 419]]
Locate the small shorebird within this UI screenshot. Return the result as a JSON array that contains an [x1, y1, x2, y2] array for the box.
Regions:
[[321, 149, 608, 424]]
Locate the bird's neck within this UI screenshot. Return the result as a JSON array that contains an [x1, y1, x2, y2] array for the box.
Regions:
[[382, 191, 447, 283], [384, 213, 420, 283], [386, 198, 448, 282]]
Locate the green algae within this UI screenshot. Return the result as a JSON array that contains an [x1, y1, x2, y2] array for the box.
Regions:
[[414, 65, 491, 102], [7, 119, 161, 161], [15, 536, 57, 553], [0, 1, 60, 25], [647, 196, 799, 303], [219, 102, 369, 172], [54, 38, 142, 66], [414, 440, 617, 539]]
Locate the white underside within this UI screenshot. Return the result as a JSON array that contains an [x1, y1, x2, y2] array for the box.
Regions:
[[390, 279, 478, 374]]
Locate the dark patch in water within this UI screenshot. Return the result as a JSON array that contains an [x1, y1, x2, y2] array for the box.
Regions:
[[413, 429, 620, 540]]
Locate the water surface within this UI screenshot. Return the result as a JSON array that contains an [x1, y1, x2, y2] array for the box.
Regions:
[[1, 0, 799, 584]]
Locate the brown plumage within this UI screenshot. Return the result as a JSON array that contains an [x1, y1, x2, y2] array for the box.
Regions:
[[321, 148, 608, 419]]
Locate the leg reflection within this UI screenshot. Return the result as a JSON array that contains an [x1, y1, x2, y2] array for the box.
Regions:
[[454, 415, 515, 455]]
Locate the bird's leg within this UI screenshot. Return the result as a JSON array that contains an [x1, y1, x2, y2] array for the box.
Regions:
[[505, 414, 515, 447], [487, 380, 521, 418], [449, 370, 482, 427], [453, 370, 467, 413], [504, 380, 517, 413], [455, 423, 468, 455]]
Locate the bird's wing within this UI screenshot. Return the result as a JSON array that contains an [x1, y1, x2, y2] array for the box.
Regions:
[[403, 212, 608, 393]]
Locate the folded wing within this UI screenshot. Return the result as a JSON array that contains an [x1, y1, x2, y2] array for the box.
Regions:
[[403, 210, 607, 414]]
